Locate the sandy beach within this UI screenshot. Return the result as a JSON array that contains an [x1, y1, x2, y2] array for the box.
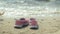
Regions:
[[0, 13, 60, 34], [0, 0, 60, 34]]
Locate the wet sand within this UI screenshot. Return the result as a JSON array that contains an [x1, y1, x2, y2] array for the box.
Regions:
[[0, 14, 60, 34]]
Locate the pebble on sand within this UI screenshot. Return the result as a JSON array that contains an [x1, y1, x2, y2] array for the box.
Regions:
[[0, 19, 4, 21]]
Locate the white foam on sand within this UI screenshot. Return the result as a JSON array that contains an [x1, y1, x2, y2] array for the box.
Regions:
[[0, 6, 59, 18]]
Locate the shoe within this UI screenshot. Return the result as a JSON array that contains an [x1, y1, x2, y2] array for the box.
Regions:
[[14, 18, 29, 28], [29, 18, 38, 29]]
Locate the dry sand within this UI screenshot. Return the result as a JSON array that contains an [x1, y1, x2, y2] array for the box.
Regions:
[[0, 14, 60, 34]]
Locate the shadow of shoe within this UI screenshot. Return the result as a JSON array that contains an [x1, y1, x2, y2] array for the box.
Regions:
[[30, 27, 39, 30]]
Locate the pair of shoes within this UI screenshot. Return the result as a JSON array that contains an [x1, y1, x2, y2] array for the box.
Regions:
[[14, 18, 38, 29]]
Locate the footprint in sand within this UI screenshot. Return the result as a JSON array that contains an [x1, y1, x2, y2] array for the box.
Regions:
[[0, 19, 4, 21]]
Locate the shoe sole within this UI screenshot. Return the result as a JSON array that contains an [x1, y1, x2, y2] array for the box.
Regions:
[[30, 25, 39, 29], [14, 25, 23, 29], [14, 23, 29, 29]]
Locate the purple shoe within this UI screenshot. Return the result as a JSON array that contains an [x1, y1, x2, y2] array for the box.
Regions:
[[29, 18, 38, 29], [14, 18, 29, 28]]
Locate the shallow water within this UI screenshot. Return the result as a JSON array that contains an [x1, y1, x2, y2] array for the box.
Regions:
[[0, 0, 60, 18]]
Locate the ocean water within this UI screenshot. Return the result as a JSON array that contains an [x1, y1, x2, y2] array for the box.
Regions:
[[0, 0, 60, 18]]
